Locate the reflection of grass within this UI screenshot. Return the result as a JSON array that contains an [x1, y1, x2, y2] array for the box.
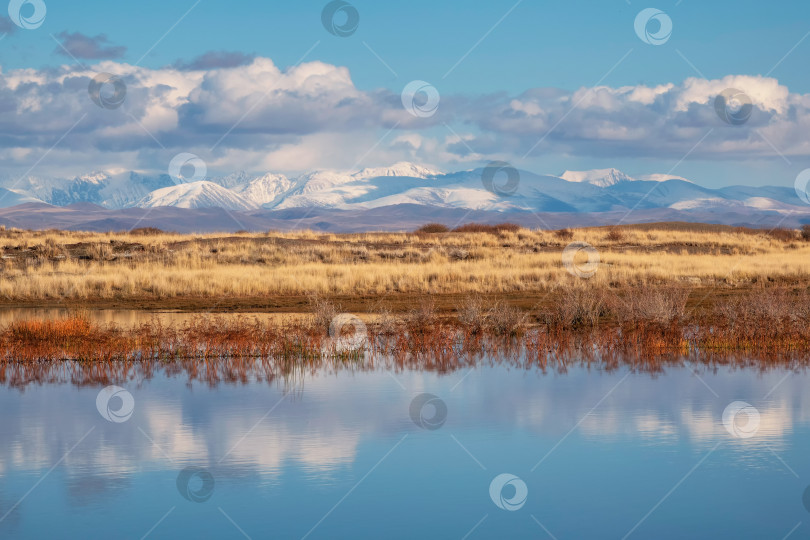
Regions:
[[0, 223, 808, 303], [3, 286, 810, 387]]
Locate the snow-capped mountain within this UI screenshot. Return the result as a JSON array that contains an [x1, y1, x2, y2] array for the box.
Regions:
[[12, 171, 174, 208], [3, 162, 809, 227], [134, 181, 258, 211]]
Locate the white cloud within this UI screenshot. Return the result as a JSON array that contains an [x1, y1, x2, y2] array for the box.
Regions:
[[0, 57, 808, 176], [674, 75, 789, 113], [469, 74, 810, 162]]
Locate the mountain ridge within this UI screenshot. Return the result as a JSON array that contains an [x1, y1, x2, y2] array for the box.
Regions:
[[0, 162, 808, 229]]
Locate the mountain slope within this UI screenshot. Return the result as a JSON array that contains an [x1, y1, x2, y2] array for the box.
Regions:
[[134, 181, 258, 211], [232, 173, 292, 207]]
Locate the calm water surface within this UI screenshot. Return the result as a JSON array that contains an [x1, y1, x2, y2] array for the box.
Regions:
[[1, 362, 808, 539]]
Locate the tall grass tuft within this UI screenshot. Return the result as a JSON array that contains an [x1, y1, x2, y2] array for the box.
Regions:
[[613, 286, 689, 325], [415, 223, 449, 234], [308, 295, 341, 333]]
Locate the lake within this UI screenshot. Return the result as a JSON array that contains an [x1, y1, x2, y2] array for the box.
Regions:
[[0, 360, 808, 539]]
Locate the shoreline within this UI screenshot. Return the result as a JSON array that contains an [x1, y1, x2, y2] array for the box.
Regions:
[[1, 312, 808, 388], [1, 285, 808, 360], [0, 286, 790, 313]]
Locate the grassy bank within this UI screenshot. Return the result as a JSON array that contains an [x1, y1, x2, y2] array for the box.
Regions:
[[0, 222, 808, 310]]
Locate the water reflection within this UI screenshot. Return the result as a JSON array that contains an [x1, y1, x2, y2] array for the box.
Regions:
[[0, 360, 809, 538]]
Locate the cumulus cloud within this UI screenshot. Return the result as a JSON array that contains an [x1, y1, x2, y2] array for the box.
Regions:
[[0, 56, 437, 175], [0, 55, 807, 177], [53, 32, 127, 60], [467, 74, 810, 161]]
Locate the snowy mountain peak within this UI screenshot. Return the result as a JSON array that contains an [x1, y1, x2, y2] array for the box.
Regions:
[[560, 168, 634, 187], [353, 162, 441, 180], [233, 173, 292, 207], [76, 171, 110, 183], [134, 181, 258, 211]]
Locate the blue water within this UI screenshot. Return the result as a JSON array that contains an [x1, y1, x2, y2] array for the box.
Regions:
[[0, 363, 809, 539]]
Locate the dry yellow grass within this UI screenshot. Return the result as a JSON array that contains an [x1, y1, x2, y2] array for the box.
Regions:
[[0, 223, 806, 303]]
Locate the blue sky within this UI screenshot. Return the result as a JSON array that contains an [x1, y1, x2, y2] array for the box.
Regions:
[[1, 0, 809, 187], [6, 1, 810, 94]]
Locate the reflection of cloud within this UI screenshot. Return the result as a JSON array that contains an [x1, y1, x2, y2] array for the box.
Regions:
[[73, 403, 360, 476], [556, 401, 794, 445], [580, 411, 622, 437], [224, 426, 359, 474], [678, 408, 717, 441], [0, 366, 807, 484], [576, 403, 793, 445], [682, 403, 792, 443], [509, 370, 804, 447], [579, 411, 678, 440], [11, 425, 50, 470], [635, 412, 678, 439], [87, 446, 138, 477], [142, 407, 209, 463], [297, 436, 358, 470], [0, 384, 365, 481], [756, 403, 794, 440]]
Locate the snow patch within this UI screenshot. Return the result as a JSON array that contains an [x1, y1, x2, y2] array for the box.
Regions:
[[560, 168, 633, 187]]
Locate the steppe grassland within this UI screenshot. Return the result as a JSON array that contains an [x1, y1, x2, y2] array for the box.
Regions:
[[0, 225, 807, 300]]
